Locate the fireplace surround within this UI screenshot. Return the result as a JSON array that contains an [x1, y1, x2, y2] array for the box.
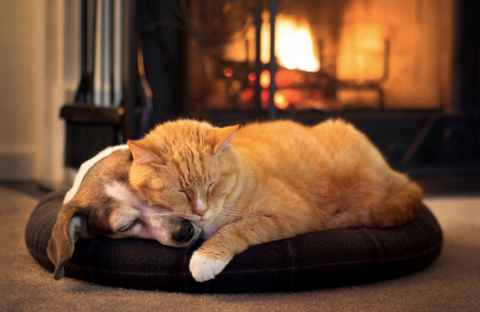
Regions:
[[63, 0, 479, 178]]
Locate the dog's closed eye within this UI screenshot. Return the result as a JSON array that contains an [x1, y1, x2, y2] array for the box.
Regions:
[[118, 219, 140, 232]]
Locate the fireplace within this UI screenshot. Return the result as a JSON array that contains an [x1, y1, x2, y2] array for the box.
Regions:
[[64, 0, 479, 177], [133, 0, 479, 176]]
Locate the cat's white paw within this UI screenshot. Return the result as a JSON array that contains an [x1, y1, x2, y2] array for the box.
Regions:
[[189, 252, 229, 282]]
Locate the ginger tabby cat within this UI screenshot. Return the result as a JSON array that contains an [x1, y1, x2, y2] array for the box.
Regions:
[[127, 119, 423, 282]]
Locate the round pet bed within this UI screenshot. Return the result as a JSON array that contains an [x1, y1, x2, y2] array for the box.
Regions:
[[25, 188, 443, 293]]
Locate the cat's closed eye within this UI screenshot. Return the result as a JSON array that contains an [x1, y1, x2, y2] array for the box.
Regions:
[[207, 182, 216, 193], [177, 190, 189, 200]]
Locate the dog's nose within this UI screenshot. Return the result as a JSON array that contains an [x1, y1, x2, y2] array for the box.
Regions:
[[172, 219, 195, 243]]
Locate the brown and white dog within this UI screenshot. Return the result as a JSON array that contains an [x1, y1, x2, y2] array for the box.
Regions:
[[47, 145, 202, 280]]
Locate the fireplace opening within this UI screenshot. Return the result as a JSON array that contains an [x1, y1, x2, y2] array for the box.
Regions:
[[180, 0, 455, 119]]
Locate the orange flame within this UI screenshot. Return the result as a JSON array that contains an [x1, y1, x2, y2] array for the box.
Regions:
[[261, 13, 320, 72], [224, 13, 320, 73]]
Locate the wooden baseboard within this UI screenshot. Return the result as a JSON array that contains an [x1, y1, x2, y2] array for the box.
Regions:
[[0, 151, 35, 180]]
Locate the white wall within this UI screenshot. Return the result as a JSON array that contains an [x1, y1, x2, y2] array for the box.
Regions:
[[0, 0, 67, 186]]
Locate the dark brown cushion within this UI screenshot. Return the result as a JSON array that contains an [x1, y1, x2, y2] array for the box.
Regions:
[[25, 188, 443, 293]]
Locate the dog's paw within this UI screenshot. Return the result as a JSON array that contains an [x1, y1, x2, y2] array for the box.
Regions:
[[189, 252, 229, 283]]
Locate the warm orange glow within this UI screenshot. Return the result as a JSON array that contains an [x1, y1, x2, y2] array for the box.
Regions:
[[274, 93, 288, 109], [337, 23, 384, 81], [224, 13, 320, 73], [274, 16, 320, 72], [242, 88, 254, 101], [223, 67, 233, 77], [276, 70, 306, 87], [260, 70, 270, 88], [261, 90, 270, 110]]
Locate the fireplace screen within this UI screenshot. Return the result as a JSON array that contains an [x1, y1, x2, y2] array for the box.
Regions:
[[182, 0, 454, 118]]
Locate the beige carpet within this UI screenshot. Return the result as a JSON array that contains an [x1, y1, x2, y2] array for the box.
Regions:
[[1, 185, 480, 312]]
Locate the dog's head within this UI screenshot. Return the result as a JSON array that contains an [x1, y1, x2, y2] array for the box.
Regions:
[[47, 145, 202, 280]]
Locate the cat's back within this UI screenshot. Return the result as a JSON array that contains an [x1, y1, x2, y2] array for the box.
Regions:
[[231, 119, 388, 176], [231, 120, 329, 174], [233, 120, 318, 152]]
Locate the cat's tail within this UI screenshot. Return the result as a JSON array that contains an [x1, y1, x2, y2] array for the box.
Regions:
[[370, 180, 424, 228], [327, 178, 424, 229]]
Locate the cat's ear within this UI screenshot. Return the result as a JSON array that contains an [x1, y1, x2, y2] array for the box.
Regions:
[[127, 140, 163, 166], [207, 125, 240, 155]]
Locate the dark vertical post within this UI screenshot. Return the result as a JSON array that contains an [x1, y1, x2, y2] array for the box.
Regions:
[[74, 0, 94, 103], [268, 0, 277, 120], [452, 0, 480, 112], [121, 0, 137, 140], [253, 0, 263, 116]]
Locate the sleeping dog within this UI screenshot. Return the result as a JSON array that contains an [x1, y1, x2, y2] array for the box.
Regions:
[[47, 145, 202, 280]]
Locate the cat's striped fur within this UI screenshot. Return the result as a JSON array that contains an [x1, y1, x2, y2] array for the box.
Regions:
[[127, 119, 423, 282]]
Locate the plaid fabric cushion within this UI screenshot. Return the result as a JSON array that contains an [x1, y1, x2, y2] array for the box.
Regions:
[[26, 188, 442, 293]]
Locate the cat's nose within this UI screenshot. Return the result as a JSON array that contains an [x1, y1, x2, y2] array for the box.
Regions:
[[193, 198, 207, 216], [192, 207, 206, 217], [172, 219, 195, 243]]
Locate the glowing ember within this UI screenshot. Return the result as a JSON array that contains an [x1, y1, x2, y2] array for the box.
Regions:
[[223, 67, 233, 77], [261, 90, 270, 110], [242, 88, 254, 101], [260, 70, 271, 88], [274, 93, 288, 109]]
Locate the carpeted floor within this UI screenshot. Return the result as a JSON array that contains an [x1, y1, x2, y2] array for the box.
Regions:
[[1, 185, 480, 311]]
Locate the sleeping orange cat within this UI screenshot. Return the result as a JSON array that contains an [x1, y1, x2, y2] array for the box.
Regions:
[[127, 119, 423, 282]]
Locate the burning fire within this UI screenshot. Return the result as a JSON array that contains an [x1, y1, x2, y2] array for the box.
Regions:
[[260, 15, 320, 109], [225, 13, 320, 73], [249, 70, 306, 110], [225, 12, 322, 110], [268, 15, 320, 72]]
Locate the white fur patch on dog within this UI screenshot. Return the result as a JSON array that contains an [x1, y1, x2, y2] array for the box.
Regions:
[[105, 180, 143, 207], [105, 181, 143, 233], [64, 144, 128, 204], [189, 252, 229, 282]]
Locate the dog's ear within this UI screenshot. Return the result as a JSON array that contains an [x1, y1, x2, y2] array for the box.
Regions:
[[47, 204, 88, 280]]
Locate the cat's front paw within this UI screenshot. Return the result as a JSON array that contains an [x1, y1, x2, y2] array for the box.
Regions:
[[189, 252, 229, 282]]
